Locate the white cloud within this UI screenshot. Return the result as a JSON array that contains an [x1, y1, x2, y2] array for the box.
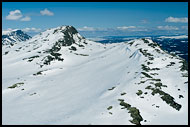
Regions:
[[6, 10, 32, 21], [22, 27, 42, 32], [141, 20, 148, 24], [117, 26, 136, 30], [2, 28, 18, 35], [78, 26, 148, 32], [130, 29, 148, 32], [78, 26, 96, 31], [181, 26, 188, 30], [165, 16, 188, 23], [20, 16, 31, 21], [3, 27, 42, 34], [40, 9, 54, 16], [6, 10, 23, 20], [116, 26, 148, 31], [3, 28, 14, 31], [157, 25, 179, 30]]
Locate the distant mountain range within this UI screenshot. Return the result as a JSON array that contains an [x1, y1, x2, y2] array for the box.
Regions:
[[2, 29, 31, 45], [2, 26, 188, 125]]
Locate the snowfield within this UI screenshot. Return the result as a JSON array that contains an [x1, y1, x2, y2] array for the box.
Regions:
[[2, 26, 188, 125]]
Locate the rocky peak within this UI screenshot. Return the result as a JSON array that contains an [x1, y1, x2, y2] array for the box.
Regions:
[[2, 30, 31, 45], [52, 25, 85, 47], [53, 26, 78, 35]]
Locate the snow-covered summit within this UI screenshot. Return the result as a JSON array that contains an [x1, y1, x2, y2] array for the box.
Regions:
[[2, 29, 31, 45], [2, 25, 89, 67], [32, 25, 86, 46], [2, 29, 19, 35], [2, 26, 188, 125]]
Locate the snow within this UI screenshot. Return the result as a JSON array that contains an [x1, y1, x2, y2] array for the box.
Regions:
[[2, 26, 188, 125], [2, 29, 20, 35], [2, 29, 31, 45], [2, 30, 11, 35]]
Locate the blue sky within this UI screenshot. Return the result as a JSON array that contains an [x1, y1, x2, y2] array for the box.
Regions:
[[2, 2, 188, 37]]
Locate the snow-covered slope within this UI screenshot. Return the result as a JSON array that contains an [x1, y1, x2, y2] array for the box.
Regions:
[[2, 29, 31, 45], [2, 26, 188, 125]]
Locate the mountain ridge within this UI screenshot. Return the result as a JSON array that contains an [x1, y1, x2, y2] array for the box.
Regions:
[[2, 29, 31, 45], [2, 25, 188, 125]]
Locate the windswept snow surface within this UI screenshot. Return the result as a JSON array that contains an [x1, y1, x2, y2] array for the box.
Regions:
[[2, 26, 188, 125]]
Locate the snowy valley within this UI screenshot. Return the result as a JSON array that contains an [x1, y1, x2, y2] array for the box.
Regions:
[[2, 26, 188, 125]]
